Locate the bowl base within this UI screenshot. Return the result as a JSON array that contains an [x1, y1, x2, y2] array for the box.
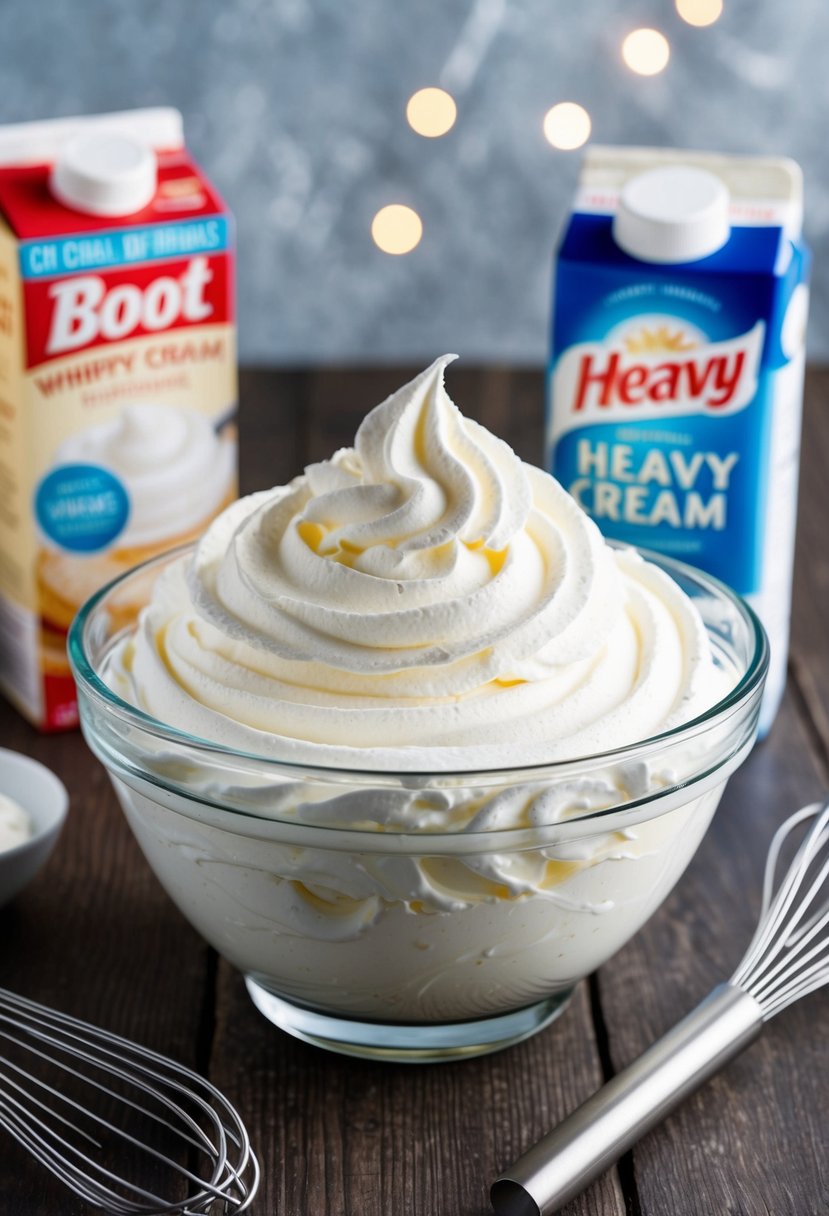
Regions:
[[244, 976, 574, 1063]]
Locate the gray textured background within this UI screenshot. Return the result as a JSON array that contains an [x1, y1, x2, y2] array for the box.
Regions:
[[1, 0, 824, 363]]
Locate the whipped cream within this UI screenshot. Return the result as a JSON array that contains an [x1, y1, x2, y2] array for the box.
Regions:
[[94, 358, 749, 1033], [115, 775, 728, 1023], [0, 794, 31, 853], [111, 355, 725, 770], [52, 402, 234, 550]]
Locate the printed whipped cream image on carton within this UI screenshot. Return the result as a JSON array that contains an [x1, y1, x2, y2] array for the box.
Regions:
[[546, 147, 811, 735], [0, 108, 237, 729]]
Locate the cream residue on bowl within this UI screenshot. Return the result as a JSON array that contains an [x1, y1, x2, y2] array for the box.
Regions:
[[0, 793, 32, 853]]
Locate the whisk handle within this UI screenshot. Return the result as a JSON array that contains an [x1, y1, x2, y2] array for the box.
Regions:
[[491, 983, 763, 1216]]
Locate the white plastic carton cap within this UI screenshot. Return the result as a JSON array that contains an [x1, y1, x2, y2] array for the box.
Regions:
[[50, 132, 157, 217], [613, 165, 730, 263]]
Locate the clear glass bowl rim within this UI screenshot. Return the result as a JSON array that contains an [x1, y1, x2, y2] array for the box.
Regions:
[[68, 540, 769, 797]]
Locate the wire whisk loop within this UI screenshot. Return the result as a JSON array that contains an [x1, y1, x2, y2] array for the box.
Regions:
[[731, 799, 829, 1018], [0, 988, 259, 1214]]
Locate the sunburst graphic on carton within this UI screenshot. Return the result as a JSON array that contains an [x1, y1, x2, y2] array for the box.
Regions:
[[623, 325, 697, 354]]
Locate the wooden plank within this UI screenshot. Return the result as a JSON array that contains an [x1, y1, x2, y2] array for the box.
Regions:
[[790, 369, 829, 761], [0, 712, 212, 1213], [209, 964, 625, 1216], [595, 685, 829, 1216], [238, 365, 307, 495]]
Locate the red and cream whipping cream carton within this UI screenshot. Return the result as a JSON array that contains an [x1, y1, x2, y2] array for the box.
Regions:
[[0, 108, 237, 729], [547, 147, 811, 735]]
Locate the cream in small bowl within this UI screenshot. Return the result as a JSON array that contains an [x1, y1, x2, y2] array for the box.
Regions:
[[69, 357, 767, 1061], [0, 750, 68, 909], [0, 794, 32, 853]]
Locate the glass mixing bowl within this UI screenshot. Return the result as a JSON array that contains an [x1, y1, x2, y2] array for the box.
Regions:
[[69, 545, 767, 1062]]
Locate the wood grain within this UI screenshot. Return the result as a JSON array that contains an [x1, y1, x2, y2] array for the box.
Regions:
[[790, 369, 829, 767], [1, 364, 828, 1216], [208, 966, 625, 1216], [238, 366, 307, 496]]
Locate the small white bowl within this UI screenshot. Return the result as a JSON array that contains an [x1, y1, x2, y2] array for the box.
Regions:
[[0, 748, 68, 908]]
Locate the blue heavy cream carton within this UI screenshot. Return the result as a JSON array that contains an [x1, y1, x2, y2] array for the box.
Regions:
[[546, 147, 811, 735]]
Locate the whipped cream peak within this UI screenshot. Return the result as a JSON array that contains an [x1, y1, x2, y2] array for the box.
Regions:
[[114, 358, 730, 769], [339, 353, 531, 554], [187, 355, 618, 678]]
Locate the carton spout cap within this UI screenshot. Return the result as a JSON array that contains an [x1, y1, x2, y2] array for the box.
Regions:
[[613, 166, 730, 263], [50, 132, 156, 217]]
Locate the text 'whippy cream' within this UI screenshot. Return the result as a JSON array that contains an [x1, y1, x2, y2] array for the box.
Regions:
[[546, 148, 811, 734]]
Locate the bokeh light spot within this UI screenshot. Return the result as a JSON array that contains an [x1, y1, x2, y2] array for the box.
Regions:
[[543, 102, 592, 150], [622, 28, 671, 75], [406, 87, 457, 138], [676, 0, 723, 25], [371, 205, 423, 255]]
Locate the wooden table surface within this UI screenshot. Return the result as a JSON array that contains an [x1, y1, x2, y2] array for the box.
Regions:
[[2, 365, 828, 1216]]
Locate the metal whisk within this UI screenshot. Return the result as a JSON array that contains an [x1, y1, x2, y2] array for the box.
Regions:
[[0, 987, 260, 1214], [492, 799, 829, 1216]]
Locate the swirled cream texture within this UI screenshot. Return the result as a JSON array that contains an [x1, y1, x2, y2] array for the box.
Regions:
[[53, 402, 234, 549], [111, 355, 726, 768]]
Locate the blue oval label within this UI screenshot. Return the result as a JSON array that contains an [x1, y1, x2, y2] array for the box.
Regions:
[[35, 463, 130, 553]]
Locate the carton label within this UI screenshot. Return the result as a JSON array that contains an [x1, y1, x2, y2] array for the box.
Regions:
[[35, 464, 131, 552], [554, 321, 764, 425], [19, 215, 229, 277], [42, 254, 217, 357], [21, 220, 231, 365], [547, 214, 809, 603]]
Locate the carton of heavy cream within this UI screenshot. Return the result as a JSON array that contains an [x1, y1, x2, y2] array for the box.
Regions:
[[0, 108, 237, 729], [547, 146, 811, 735]]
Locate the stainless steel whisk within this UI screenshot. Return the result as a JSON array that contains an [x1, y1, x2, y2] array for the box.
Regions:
[[0, 987, 260, 1214], [492, 799, 829, 1216]]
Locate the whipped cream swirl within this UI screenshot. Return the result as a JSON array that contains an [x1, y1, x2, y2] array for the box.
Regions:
[[112, 356, 724, 768]]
